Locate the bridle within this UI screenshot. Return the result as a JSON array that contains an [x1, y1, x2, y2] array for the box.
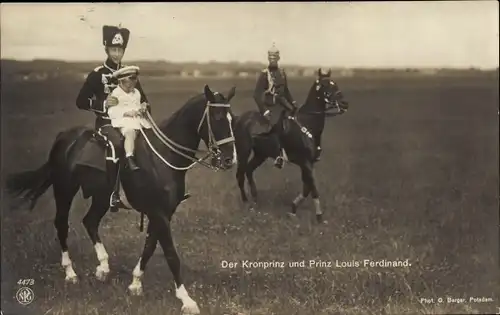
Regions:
[[298, 79, 345, 116], [197, 101, 235, 154], [139, 100, 235, 171]]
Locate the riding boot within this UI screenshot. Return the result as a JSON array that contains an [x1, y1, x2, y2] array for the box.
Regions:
[[273, 130, 285, 169], [126, 155, 140, 171], [106, 161, 121, 212], [274, 153, 285, 169], [269, 118, 284, 169], [315, 146, 322, 161], [180, 193, 191, 204]]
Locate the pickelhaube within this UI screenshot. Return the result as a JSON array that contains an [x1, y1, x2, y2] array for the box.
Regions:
[[318, 68, 331, 77], [268, 43, 280, 57], [102, 25, 130, 49]]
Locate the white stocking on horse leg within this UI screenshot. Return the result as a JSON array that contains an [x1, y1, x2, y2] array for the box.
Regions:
[[128, 258, 144, 296], [176, 284, 200, 315], [94, 242, 110, 281], [290, 193, 305, 217], [61, 251, 78, 283], [313, 198, 327, 224]]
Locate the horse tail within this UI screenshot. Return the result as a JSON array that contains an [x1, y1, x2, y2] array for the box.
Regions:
[[233, 112, 255, 163], [6, 161, 53, 211], [5, 126, 90, 211]]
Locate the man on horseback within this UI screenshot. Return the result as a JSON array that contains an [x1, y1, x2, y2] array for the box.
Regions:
[[76, 25, 150, 212], [253, 44, 298, 169]]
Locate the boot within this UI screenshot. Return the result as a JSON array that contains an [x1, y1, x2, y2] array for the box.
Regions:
[[180, 193, 191, 204], [106, 161, 121, 212], [314, 146, 322, 161], [126, 155, 140, 171], [273, 125, 285, 169], [274, 155, 284, 169]]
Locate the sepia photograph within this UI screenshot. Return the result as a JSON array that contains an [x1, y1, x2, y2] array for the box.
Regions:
[[1, 2, 498, 315]]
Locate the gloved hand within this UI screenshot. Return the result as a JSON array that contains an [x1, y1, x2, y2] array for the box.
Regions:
[[262, 109, 271, 120], [286, 101, 297, 116]]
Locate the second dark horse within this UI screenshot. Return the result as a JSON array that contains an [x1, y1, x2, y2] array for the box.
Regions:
[[233, 69, 349, 223]]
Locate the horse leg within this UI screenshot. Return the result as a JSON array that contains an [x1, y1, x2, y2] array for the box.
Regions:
[[307, 165, 327, 224], [245, 153, 266, 211], [290, 165, 312, 217], [236, 146, 251, 204], [235, 139, 252, 204], [82, 194, 111, 281], [128, 221, 158, 296], [236, 163, 248, 203], [53, 182, 79, 284], [153, 212, 200, 314]]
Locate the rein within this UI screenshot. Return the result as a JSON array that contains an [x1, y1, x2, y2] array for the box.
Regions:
[[298, 82, 346, 116], [299, 107, 344, 116], [140, 101, 234, 171]]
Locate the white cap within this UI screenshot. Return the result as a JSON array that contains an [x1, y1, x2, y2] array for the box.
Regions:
[[113, 66, 140, 80]]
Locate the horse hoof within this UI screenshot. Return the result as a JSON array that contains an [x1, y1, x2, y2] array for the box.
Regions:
[[241, 201, 248, 210], [128, 284, 143, 296], [287, 212, 297, 219], [95, 267, 109, 282], [65, 275, 78, 284], [316, 215, 328, 225], [181, 301, 201, 315]]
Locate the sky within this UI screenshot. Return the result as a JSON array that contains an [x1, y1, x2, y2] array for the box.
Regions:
[[1, 2, 498, 69]]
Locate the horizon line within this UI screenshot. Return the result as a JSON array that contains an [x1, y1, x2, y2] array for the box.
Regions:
[[1, 58, 498, 71]]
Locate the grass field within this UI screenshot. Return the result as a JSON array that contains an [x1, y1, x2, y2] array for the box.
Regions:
[[1, 74, 499, 315]]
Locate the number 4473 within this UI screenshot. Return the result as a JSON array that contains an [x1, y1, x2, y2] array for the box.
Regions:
[[17, 279, 34, 286]]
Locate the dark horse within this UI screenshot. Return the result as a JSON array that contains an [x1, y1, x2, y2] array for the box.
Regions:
[[6, 84, 236, 314], [233, 69, 348, 223]]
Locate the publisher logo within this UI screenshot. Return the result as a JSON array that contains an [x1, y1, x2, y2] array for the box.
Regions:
[[16, 287, 34, 305]]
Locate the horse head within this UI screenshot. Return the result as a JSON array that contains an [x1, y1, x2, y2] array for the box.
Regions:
[[301, 68, 348, 116], [196, 84, 237, 170]]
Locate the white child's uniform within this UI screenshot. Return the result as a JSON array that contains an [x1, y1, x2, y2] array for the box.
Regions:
[[107, 86, 152, 133]]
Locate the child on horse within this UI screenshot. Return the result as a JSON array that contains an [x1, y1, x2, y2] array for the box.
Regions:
[[107, 66, 152, 171]]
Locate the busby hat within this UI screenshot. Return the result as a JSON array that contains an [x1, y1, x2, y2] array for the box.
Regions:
[[103, 25, 130, 49], [113, 66, 140, 80]]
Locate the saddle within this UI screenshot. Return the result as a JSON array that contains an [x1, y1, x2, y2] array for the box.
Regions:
[[249, 111, 294, 137], [75, 130, 120, 172], [248, 112, 316, 159]]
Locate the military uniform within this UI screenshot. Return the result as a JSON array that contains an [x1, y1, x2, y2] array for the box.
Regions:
[[253, 44, 297, 168], [253, 66, 296, 127], [76, 63, 149, 130], [76, 25, 149, 211]]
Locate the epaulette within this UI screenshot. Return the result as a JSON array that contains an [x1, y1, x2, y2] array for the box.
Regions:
[[93, 65, 104, 72], [261, 68, 268, 73]]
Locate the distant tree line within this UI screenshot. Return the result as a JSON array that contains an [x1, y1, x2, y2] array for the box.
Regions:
[[1, 59, 497, 82]]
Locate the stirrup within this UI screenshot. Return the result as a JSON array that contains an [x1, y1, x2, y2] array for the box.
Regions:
[[315, 146, 322, 161], [274, 156, 284, 169], [109, 192, 120, 212]]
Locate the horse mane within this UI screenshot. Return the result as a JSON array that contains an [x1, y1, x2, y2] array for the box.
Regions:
[[297, 80, 320, 113], [158, 93, 205, 130]]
